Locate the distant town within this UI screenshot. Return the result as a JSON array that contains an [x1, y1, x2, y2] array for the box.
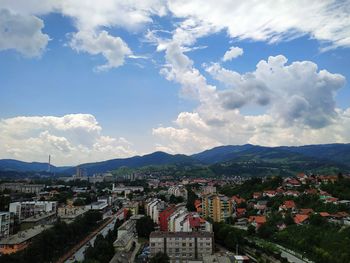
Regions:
[[0, 165, 349, 263]]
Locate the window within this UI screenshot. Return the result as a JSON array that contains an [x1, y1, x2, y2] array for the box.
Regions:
[[182, 243, 186, 246], [175, 248, 179, 252]]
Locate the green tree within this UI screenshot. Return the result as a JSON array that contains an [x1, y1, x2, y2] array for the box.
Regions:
[[136, 216, 155, 238], [150, 252, 170, 263]]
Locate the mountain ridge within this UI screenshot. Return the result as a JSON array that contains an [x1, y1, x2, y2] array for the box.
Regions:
[[0, 143, 349, 175]]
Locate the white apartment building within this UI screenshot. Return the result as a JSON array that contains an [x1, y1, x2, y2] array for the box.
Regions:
[[168, 208, 212, 233], [146, 199, 167, 224], [168, 185, 188, 200], [9, 201, 57, 221]]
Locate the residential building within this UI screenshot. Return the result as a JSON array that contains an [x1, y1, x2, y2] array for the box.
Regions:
[[249, 216, 266, 229], [57, 205, 88, 221], [159, 205, 177, 231], [201, 186, 216, 195], [0, 212, 10, 239], [150, 231, 214, 262], [0, 183, 44, 194], [113, 215, 141, 252], [0, 225, 52, 254], [202, 194, 232, 222], [9, 201, 57, 221], [168, 185, 188, 200], [168, 208, 212, 233]]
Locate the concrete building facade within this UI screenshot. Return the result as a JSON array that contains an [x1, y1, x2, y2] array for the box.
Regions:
[[150, 231, 214, 262]]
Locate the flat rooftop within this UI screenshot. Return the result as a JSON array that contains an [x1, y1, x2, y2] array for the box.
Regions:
[[22, 212, 56, 223], [150, 231, 213, 238], [0, 225, 52, 245]]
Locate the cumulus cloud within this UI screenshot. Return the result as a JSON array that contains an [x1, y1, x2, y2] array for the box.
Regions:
[[0, 8, 49, 57], [0, 114, 136, 166], [206, 55, 345, 128], [153, 33, 349, 153], [1, 0, 167, 68], [69, 30, 132, 71], [222, 46, 243, 61]]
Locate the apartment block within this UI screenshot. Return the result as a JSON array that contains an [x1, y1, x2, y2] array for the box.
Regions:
[[202, 194, 232, 222], [150, 231, 214, 262], [9, 201, 57, 221], [168, 185, 188, 200], [0, 212, 10, 239]]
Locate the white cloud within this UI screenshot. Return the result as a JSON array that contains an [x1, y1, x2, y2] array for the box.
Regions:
[[222, 46, 243, 61], [0, 114, 136, 166], [0, 8, 49, 57], [168, 0, 350, 49], [153, 34, 349, 153], [205, 55, 345, 128], [0, 0, 167, 68], [69, 30, 132, 71]]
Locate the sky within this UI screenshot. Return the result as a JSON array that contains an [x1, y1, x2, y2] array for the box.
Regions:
[[0, 0, 350, 166]]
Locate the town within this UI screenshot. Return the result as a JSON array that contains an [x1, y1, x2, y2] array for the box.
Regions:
[[1, 168, 349, 263]]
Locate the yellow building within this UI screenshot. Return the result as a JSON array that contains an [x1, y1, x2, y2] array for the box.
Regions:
[[202, 194, 232, 222]]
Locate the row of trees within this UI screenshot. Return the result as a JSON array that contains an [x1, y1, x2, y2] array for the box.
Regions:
[[1, 211, 102, 263]]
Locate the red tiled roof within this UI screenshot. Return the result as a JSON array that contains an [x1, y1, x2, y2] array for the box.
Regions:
[[237, 208, 246, 214], [294, 214, 309, 224], [231, 195, 246, 204], [249, 216, 266, 224], [189, 216, 201, 228], [283, 200, 296, 209], [299, 208, 314, 215], [320, 212, 331, 217]]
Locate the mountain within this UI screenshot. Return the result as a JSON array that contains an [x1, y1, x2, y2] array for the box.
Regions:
[[278, 144, 350, 166], [191, 144, 255, 164], [0, 159, 70, 173], [1, 143, 350, 176], [192, 143, 350, 177], [62, 151, 198, 175]]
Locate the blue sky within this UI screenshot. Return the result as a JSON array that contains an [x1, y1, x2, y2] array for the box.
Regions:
[[0, 1, 349, 165]]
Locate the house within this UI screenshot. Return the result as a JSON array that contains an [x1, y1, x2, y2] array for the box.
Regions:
[[284, 178, 301, 188], [284, 190, 300, 197], [231, 195, 246, 206], [233, 208, 246, 218], [254, 200, 268, 213], [304, 189, 318, 195], [294, 214, 309, 225], [299, 208, 314, 215], [249, 216, 266, 228], [263, 190, 277, 198], [279, 200, 296, 211], [253, 192, 262, 199], [319, 212, 331, 218]]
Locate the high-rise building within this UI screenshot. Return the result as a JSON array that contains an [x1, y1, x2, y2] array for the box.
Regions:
[[150, 231, 214, 262], [0, 212, 10, 239], [202, 194, 232, 222]]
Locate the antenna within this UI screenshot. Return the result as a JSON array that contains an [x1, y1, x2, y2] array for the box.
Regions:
[[48, 155, 51, 173]]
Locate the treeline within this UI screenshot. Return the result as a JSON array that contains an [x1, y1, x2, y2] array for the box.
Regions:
[[321, 177, 350, 200], [83, 219, 121, 263], [219, 177, 283, 199], [1, 210, 102, 263], [274, 224, 350, 263]]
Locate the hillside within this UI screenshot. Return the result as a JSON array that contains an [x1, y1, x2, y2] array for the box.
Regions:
[[0, 159, 70, 173], [62, 151, 198, 175]]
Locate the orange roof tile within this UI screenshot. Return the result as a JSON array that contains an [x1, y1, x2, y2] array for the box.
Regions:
[[294, 214, 309, 224]]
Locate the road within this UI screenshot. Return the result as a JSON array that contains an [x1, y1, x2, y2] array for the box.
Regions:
[[65, 215, 116, 263]]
